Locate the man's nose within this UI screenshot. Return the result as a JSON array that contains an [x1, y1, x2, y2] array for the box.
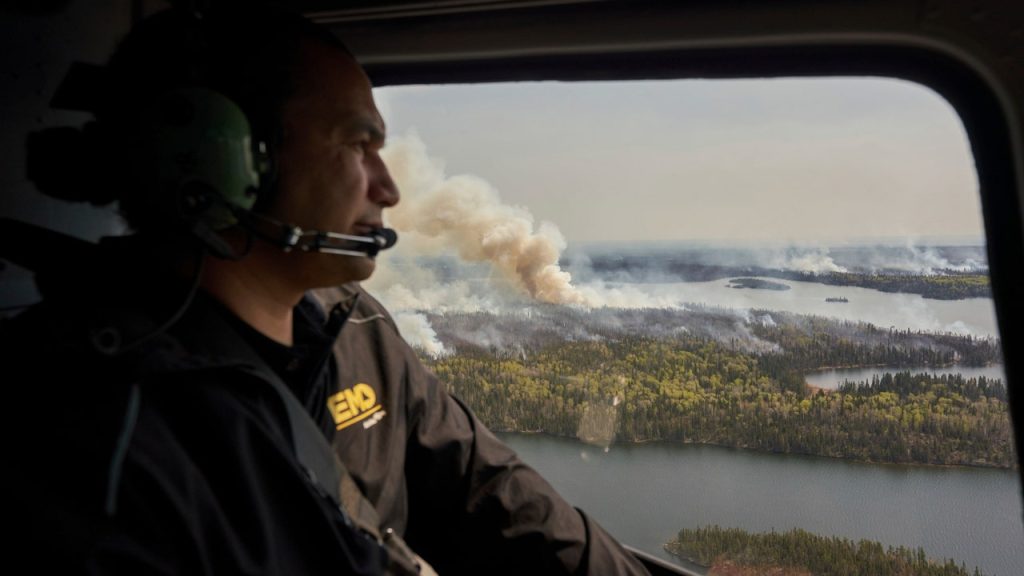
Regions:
[[368, 153, 400, 207]]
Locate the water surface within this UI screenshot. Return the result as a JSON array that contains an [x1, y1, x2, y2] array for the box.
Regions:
[[500, 433, 1024, 576], [590, 278, 999, 337], [806, 364, 1006, 390]]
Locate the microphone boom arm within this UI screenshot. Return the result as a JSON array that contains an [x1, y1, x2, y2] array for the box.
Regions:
[[296, 229, 394, 257], [236, 210, 398, 258]]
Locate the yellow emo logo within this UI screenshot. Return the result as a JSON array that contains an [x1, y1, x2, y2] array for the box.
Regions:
[[328, 383, 385, 431]]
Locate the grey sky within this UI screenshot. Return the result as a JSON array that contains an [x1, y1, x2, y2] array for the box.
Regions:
[[374, 77, 983, 245]]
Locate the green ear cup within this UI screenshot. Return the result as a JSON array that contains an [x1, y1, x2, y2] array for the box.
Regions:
[[143, 87, 268, 230]]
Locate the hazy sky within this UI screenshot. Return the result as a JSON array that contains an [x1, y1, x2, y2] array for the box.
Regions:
[[374, 77, 984, 245]]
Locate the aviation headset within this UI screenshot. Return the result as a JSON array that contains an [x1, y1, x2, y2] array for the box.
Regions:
[[140, 87, 267, 245], [131, 7, 283, 254], [27, 8, 276, 258]]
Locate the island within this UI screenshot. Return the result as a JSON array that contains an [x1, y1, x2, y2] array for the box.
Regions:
[[728, 277, 791, 291], [784, 271, 990, 300], [665, 525, 985, 576]]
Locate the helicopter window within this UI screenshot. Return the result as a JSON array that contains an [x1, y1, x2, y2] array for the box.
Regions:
[[369, 77, 1022, 576]]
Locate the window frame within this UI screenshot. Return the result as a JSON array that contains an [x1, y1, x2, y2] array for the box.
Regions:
[[311, 0, 1024, 512]]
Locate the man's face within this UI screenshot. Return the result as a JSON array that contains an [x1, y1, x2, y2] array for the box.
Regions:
[[268, 39, 399, 288]]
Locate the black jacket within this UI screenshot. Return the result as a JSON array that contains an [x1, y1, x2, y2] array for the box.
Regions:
[[10, 237, 385, 575], [323, 284, 650, 576]]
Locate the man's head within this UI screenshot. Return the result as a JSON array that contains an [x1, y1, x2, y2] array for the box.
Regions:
[[103, 6, 398, 288], [266, 36, 399, 287]]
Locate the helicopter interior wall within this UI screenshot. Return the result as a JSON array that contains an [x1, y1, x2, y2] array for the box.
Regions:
[[0, 0, 138, 311]]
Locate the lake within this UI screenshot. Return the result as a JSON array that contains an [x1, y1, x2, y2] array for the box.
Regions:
[[499, 433, 1024, 576], [582, 278, 1000, 337], [806, 364, 1007, 390]]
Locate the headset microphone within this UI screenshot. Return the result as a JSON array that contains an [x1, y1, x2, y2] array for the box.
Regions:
[[288, 227, 398, 258], [235, 209, 398, 258]]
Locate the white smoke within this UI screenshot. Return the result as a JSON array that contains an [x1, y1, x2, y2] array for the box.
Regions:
[[724, 309, 783, 353], [393, 312, 448, 357], [873, 241, 985, 275], [575, 282, 682, 309], [368, 132, 696, 313], [767, 247, 848, 274], [378, 133, 587, 306], [942, 320, 973, 335], [373, 278, 495, 315]]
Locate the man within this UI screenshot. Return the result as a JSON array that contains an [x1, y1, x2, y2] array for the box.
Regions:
[[11, 4, 647, 575], [13, 8, 398, 574]]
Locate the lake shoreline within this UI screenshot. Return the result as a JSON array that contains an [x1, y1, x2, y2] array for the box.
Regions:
[[495, 430, 1017, 471], [803, 361, 1003, 374], [803, 362, 1006, 394]]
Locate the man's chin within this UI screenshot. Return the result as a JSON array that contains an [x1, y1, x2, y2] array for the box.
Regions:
[[339, 255, 376, 284]]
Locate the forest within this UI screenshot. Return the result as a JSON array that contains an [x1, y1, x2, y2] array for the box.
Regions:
[[664, 525, 983, 576], [421, 307, 1012, 468], [772, 271, 991, 300]]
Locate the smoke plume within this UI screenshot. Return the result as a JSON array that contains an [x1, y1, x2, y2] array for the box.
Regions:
[[380, 133, 586, 305], [767, 247, 848, 274], [861, 241, 987, 275], [393, 312, 447, 357]]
